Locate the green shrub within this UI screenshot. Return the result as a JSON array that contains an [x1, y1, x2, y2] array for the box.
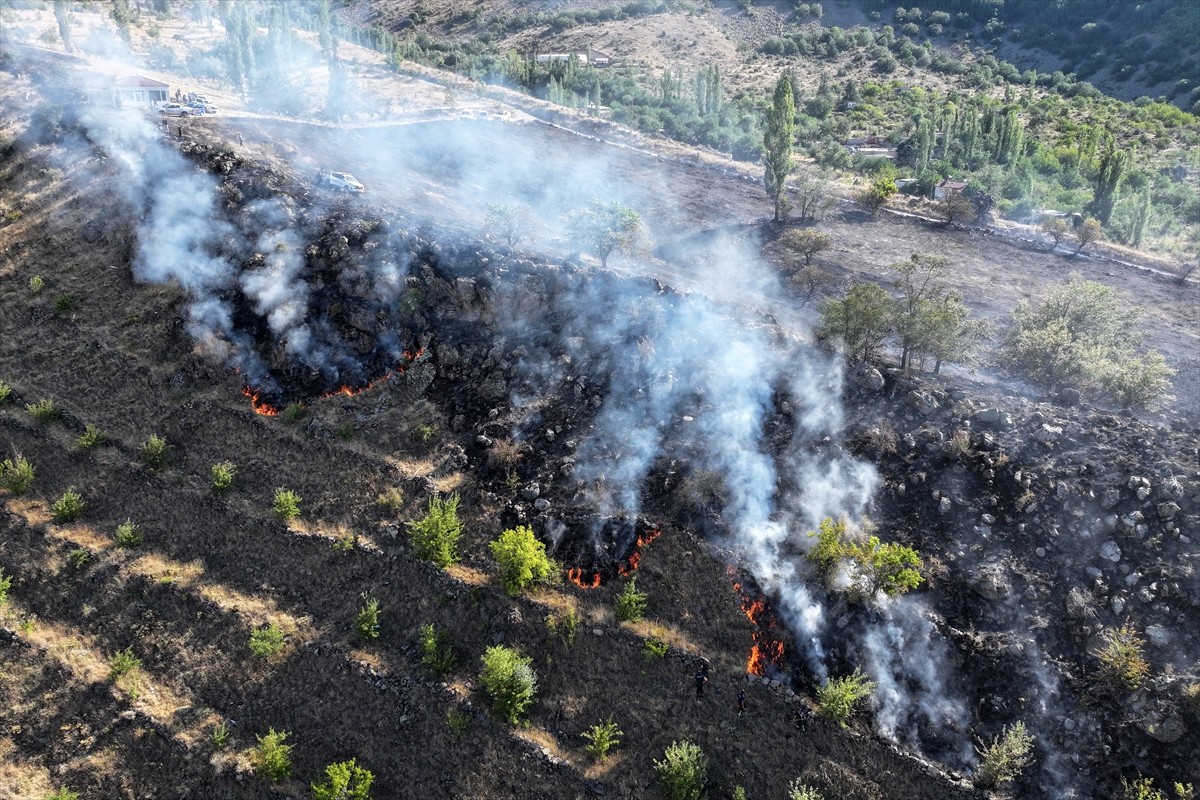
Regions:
[[75, 423, 107, 449], [113, 519, 143, 549], [53, 293, 75, 313], [1184, 683, 1200, 714], [45, 790, 79, 800], [807, 516, 922, 602], [489, 524, 554, 595], [333, 533, 356, 553], [582, 717, 622, 761], [406, 493, 462, 566], [546, 605, 579, 646], [644, 637, 669, 660], [0, 379, 11, 403], [356, 596, 381, 641], [0, 569, 11, 605], [273, 488, 302, 521], [974, 721, 1035, 789], [1096, 625, 1150, 691], [26, 398, 59, 423], [51, 487, 85, 523], [446, 708, 471, 739], [0, 453, 35, 494], [29, 275, 44, 293], [249, 622, 286, 659], [816, 671, 876, 727], [67, 548, 90, 570], [479, 645, 537, 724], [1121, 776, 1166, 800], [252, 728, 293, 783], [336, 422, 355, 440], [376, 487, 404, 514], [614, 576, 648, 622], [653, 739, 708, 800], [311, 758, 375, 800], [281, 402, 305, 423], [140, 434, 169, 469], [210, 720, 231, 750], [789, 782, 824, 800], [108, 647, 140, 681], [211, 461, 236, 494], [418, 623, 457, 674]]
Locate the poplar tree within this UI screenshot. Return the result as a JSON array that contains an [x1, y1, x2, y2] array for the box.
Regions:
[[53, 0, 72, 52], [1090, 136, 1127, 226], [764, 74, 796, 222]]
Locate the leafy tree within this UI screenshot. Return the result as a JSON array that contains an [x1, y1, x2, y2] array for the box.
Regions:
[[311, 758, 375, 800], [763, 74, 796, 222], [790, 265, 835, 307], [614, 576, 649, 622], [975, 721, 1035, 789], [1000, 275, 1174, 407], [418, 623, 457, 674], [1090, 136, 1127, 226], [790, 170, 832, 221], [1040, 217, 1069, 251], [565, 201, 648, 268], [479, 645, 537, 723], [485, 203, 534, 246], [654, 740, 708, 800], [53, 0, 73, 51], [52, 487, 85, 523], [939, 192, 975, 225], [861, 177, 896, 214], [891, 253, 950, 369], [110, 0, 133, 48], [0, 569, 11, 606], [273, 488, 302, 521], [356, 596, 381, 641], [816, 671, 875, 726], [1073, 217, 1104, 255], [407, 493, 463, 567], [252, 728, 293, 783], [249, 622, 286, 659], [780, 228, 833, 265], [807, 517, 923, 602], [0, 453, 35, 494], [582, 717, 623, 761], [819, 282, 895, 361], [789, 782, 825, 800], [489, 525, 554, 595]]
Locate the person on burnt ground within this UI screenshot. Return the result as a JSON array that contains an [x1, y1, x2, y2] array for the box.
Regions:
[[736, 689, 747, 718], [694, 667, 708, 700]]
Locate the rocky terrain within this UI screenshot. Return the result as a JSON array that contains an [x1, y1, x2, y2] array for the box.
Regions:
[[1, 35, 1198, 800]]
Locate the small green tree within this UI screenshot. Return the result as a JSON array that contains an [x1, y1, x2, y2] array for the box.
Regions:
[[140, 434, 169, 469], [0, 380, 11, 403], [273, 488, 302, 521], [565, 201, 648, 268], [1073, 217, 1104, 255], [780, 228, 833, 265], [819, 282, 896, 361], [26, 398, 59, 423], [1040, 217, 1069, 251], [485, 202, 534, 247], [546, 605, 579, 645], [44, 789, 80, 800], [406, 493, 462, 567], [654, 739, 708, 800], [249, 622, 286, 659], [479, 645, 537, 724], [861, 177, 896, 213], [939, 192, 975, 225], [76, 424, 107, 449], [0, 569, 12, 605], [252, 728, 293, 783], [1096, 625, 1150, 691], [114, 519, 143, 548], [974, 720, 1035, 789], [816, 671, 875, 727], [51, 487, 85, 523], [109, 647, 140, 681], [614, 576, 649, 622], [489, 525, 554, 595], [311, 758, 375, 800], [211, 461, 237, 494], [418, 623, 457, 674], [356, 596, 381, 641], [789, 782, 825, 800], [582, 717, 623, 761], [0, 453, 35, 494]]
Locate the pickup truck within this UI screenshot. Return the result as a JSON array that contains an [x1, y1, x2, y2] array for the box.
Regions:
[[317, 170, 365, 193]]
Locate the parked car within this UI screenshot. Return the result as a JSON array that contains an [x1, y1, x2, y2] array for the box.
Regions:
[[186, 100, 217, 115], [317, 170, 365, 193], [157, 102, 193, 117]]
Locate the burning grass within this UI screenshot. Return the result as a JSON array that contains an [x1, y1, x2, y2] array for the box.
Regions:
[[731, 577, 788, 677]]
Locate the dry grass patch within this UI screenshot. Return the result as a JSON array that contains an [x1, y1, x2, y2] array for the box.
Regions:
[[619, 619, 700, 657], [444, 563, 490, 587], [513, 726, 574, 767], [194, 582, 315, 639], [0, 738, 55, 800], [125, 554, 206, 586], [3, 496, 53, 526]]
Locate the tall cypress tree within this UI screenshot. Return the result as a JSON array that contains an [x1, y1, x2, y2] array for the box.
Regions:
[[763, 73, 796, 223], [1090, 136, 1128, 226]]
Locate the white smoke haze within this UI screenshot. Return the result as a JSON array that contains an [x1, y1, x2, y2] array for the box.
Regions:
[[10, 44, 986, 774]]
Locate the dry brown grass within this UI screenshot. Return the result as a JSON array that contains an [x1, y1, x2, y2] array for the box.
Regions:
[[0, 738, 55, 800]]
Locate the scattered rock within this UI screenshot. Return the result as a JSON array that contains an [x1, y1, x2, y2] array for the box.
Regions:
[[969, 563, 1012, 601], [1099, 540, 1122, 563], [851, 363, 885, 392]]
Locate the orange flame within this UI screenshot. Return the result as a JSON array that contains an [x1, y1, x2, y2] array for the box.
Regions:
[[320, 349, 427, 400], [242, 386, 280, 416], [617, 527, 662, 577], [567, 568, 602, 589], [731, 578, 786, 676]]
